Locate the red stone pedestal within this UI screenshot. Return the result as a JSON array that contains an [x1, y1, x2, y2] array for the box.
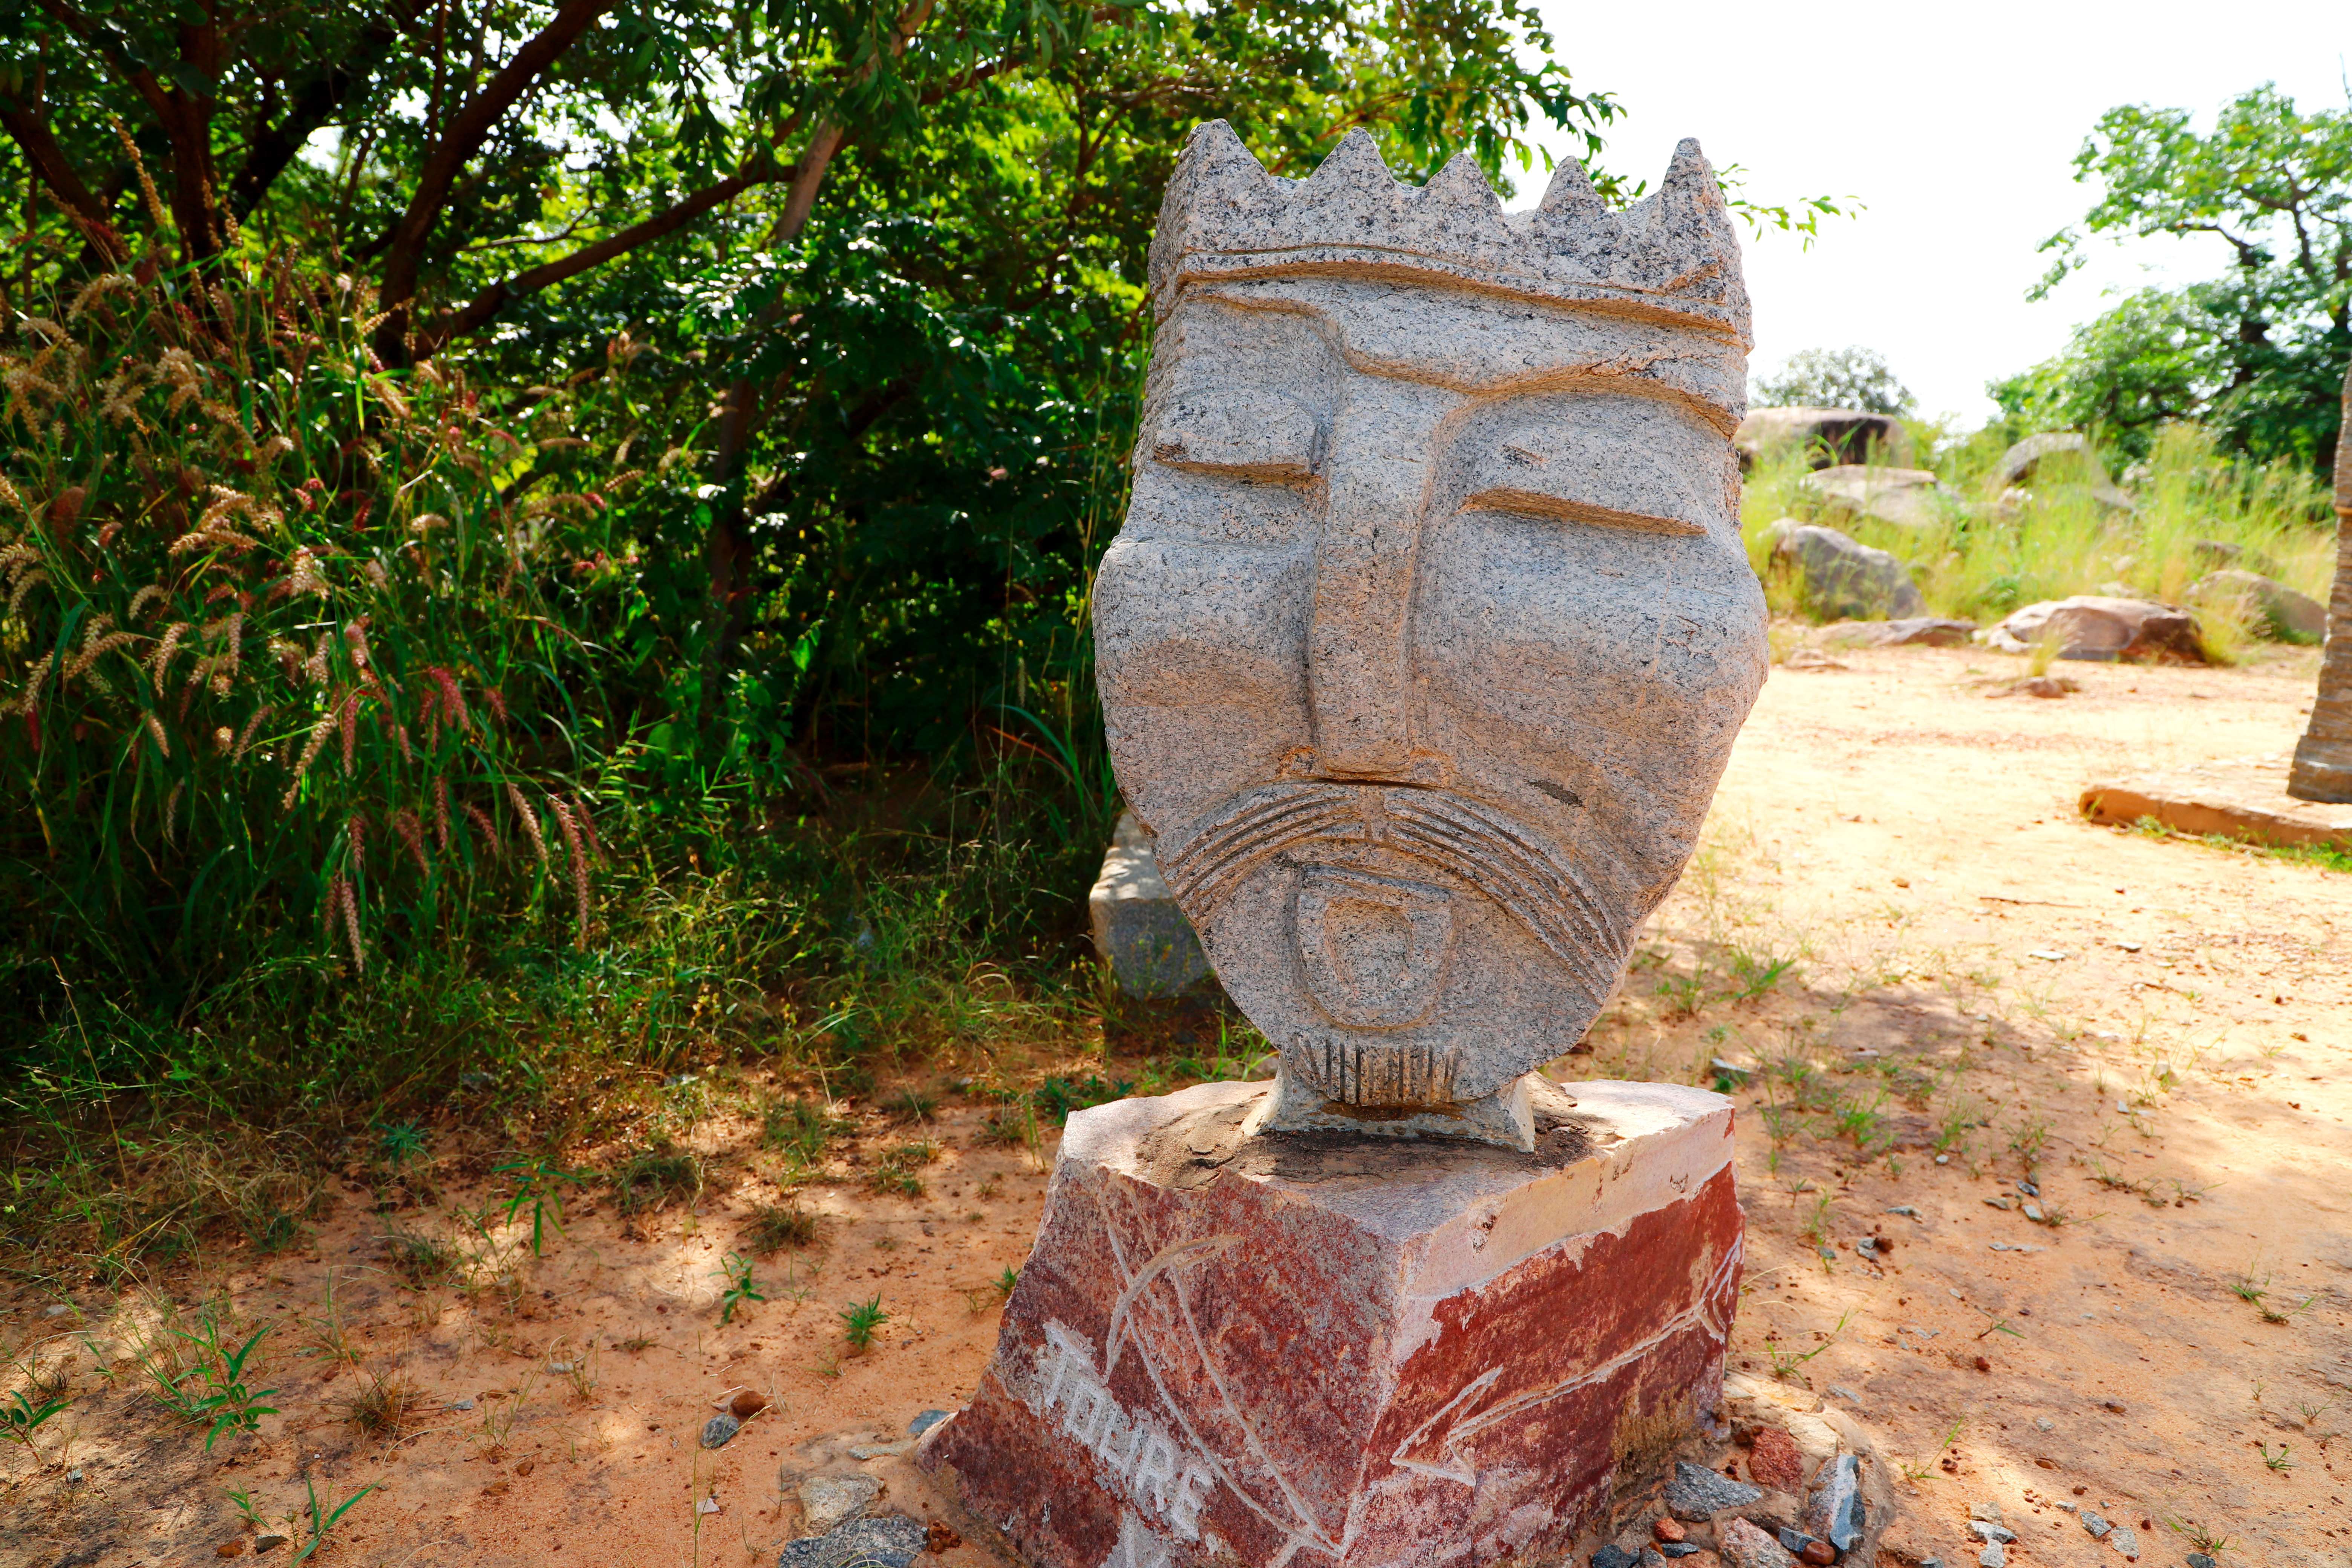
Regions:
[[918, 1078, 1741, 1568]]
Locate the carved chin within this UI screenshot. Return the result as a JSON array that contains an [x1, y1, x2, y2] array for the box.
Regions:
[[1293, 865, 1457, 1029]]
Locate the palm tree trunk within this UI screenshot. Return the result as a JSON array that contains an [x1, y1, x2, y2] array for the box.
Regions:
[[2288, 355, 2352, 801]]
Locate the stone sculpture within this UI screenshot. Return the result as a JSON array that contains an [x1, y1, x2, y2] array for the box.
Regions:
[[921, 122, 1765, 1568], [1092, 121, 1769, 1148], [2287, 355, 2352, 801]]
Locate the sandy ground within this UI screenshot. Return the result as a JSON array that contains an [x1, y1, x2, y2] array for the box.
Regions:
[[4, 641, 2349, 1568]]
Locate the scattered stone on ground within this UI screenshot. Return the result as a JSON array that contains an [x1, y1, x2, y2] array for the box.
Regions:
[[1746, 1426, 1806, 1493], [1595, 1544, 1640, 1568], [1803, 1454, 1865, 1551], [1819, 617, 1975, 649], [2107, 1526, 2140, 1560], [1667, 1460, 1766, 1522], [779, 1513, 930, 1568], [701, 1412, 742, 1449], [908, 1409, 950, 1438], [731, 1389, 773, 1419], [1718, 1516, 1799, 1568], [1999, 674, 2079, 699], [1765, 521, 1928, 620], [1981, 596, 2204, 662], [799, 1473, 881, 1536], [1654, 1517, 1689, 1545]]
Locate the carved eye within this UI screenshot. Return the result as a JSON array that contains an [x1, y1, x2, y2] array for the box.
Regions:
[[1454, 395, 1724, 536], [1149, 390, 1320, 481]]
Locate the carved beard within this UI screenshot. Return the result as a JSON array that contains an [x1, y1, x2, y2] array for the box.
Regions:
[[1153, 781, 1630, 1007]]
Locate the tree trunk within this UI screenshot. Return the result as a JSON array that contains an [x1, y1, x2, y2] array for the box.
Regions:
[[2288, 355, 2352, 801]]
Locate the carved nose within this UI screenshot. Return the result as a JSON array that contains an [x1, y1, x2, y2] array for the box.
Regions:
[[1306, 390, 1451, 777]]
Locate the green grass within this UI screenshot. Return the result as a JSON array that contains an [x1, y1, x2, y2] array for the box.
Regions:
[[1743, 420, 2335, 632], [2112, 816, 2352, 875]]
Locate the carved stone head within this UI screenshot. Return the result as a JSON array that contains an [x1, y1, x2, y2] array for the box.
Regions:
[[1095, 122, 1768, 1147]]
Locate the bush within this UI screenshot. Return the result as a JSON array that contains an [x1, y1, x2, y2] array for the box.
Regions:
[[0, 263, 630, 1060]]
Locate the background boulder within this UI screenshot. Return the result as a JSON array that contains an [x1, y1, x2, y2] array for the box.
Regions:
[[1982, 596, 2205, 662], [1764, 521, 1929, 621], [1799, 464, 1943, 531], [1735, 407, 1915, 471], [2186, 568, 2327, 641], [1995, 432, 2133, 512]]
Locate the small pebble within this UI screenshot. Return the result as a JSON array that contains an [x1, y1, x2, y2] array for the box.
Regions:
[[2016, 1179, 2040, 1197], [1969, 1525, 2016, 1545], [43, 1303, 70, 1318], [907, 1409, 950, 1438], [703, 1413, 743, 1449], [1654, 1518, 1687, 1545], [2021, 1203, 2046, 1223], [2080, 1512, 2112, 1539], [450, 1398, 476, 1411], [732, 1390, 773, 1419], [1593, 1545, 1639, 1568], [1827, 1385, 1860, 1403], [1936, 1155, 1950, 1165], [2187, 1555, 2216, 1568], [1978, 1547, 2004, 1568], [2107, 1527, 2139, 1560], [698, 1496, 723, 1515], [1659, 1547, 1702, 1560], [2034, 1418, 2053, 1432], [1969, 1504, 2005, 1525], [254, 1536, 288, 1555], [1885, 1205, 1919, 1217], [548, 1361, 574, 1374]]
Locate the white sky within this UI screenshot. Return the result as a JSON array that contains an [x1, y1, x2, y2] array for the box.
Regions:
[[1510, 0, 2351, 426]]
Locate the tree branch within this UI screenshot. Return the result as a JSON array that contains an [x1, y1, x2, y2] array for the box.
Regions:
[[374, 0, 622, 361], [416, 159, 789, 352], [228, 3, 424, 219], [0, 91, 129, 265]]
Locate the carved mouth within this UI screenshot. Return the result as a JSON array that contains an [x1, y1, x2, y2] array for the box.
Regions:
[[1155, 781, 1626, 1000]]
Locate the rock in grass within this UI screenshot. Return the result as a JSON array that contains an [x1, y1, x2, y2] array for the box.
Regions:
[[1765, 521, 1929, 621], [1667, 1460, 1765, 1521], [702, 1412, 742, 1449], [779, 1513, 929, 1568]]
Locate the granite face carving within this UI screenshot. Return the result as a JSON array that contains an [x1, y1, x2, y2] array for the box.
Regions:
[[1094, 122, 1769, 1147]]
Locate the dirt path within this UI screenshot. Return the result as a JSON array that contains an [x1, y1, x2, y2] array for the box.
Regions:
[[4, 643, 2347, 1568]]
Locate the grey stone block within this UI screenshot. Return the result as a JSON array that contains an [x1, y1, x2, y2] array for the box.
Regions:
[[1089, 810, 1212, 997]]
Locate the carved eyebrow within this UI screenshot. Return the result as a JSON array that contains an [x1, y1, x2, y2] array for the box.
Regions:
[[1146, 391, 1320, 481], [1450, 396, 1723, 534], [1459, 485, 1704, 536]]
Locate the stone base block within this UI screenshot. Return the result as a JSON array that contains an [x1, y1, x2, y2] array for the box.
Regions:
[[2082, 758, 2352, 851], [1091, 811, 1213, 998], [919, 1078, 1740, 1568]]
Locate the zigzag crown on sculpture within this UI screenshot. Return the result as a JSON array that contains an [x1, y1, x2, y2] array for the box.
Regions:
[[1147, 121, 1750, 343]]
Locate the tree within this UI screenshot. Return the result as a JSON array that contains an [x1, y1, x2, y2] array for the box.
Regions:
[[2014, 83, 2352, 469], [2288, 356, 2352, 801], [1750, 345, 1913, 415]]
